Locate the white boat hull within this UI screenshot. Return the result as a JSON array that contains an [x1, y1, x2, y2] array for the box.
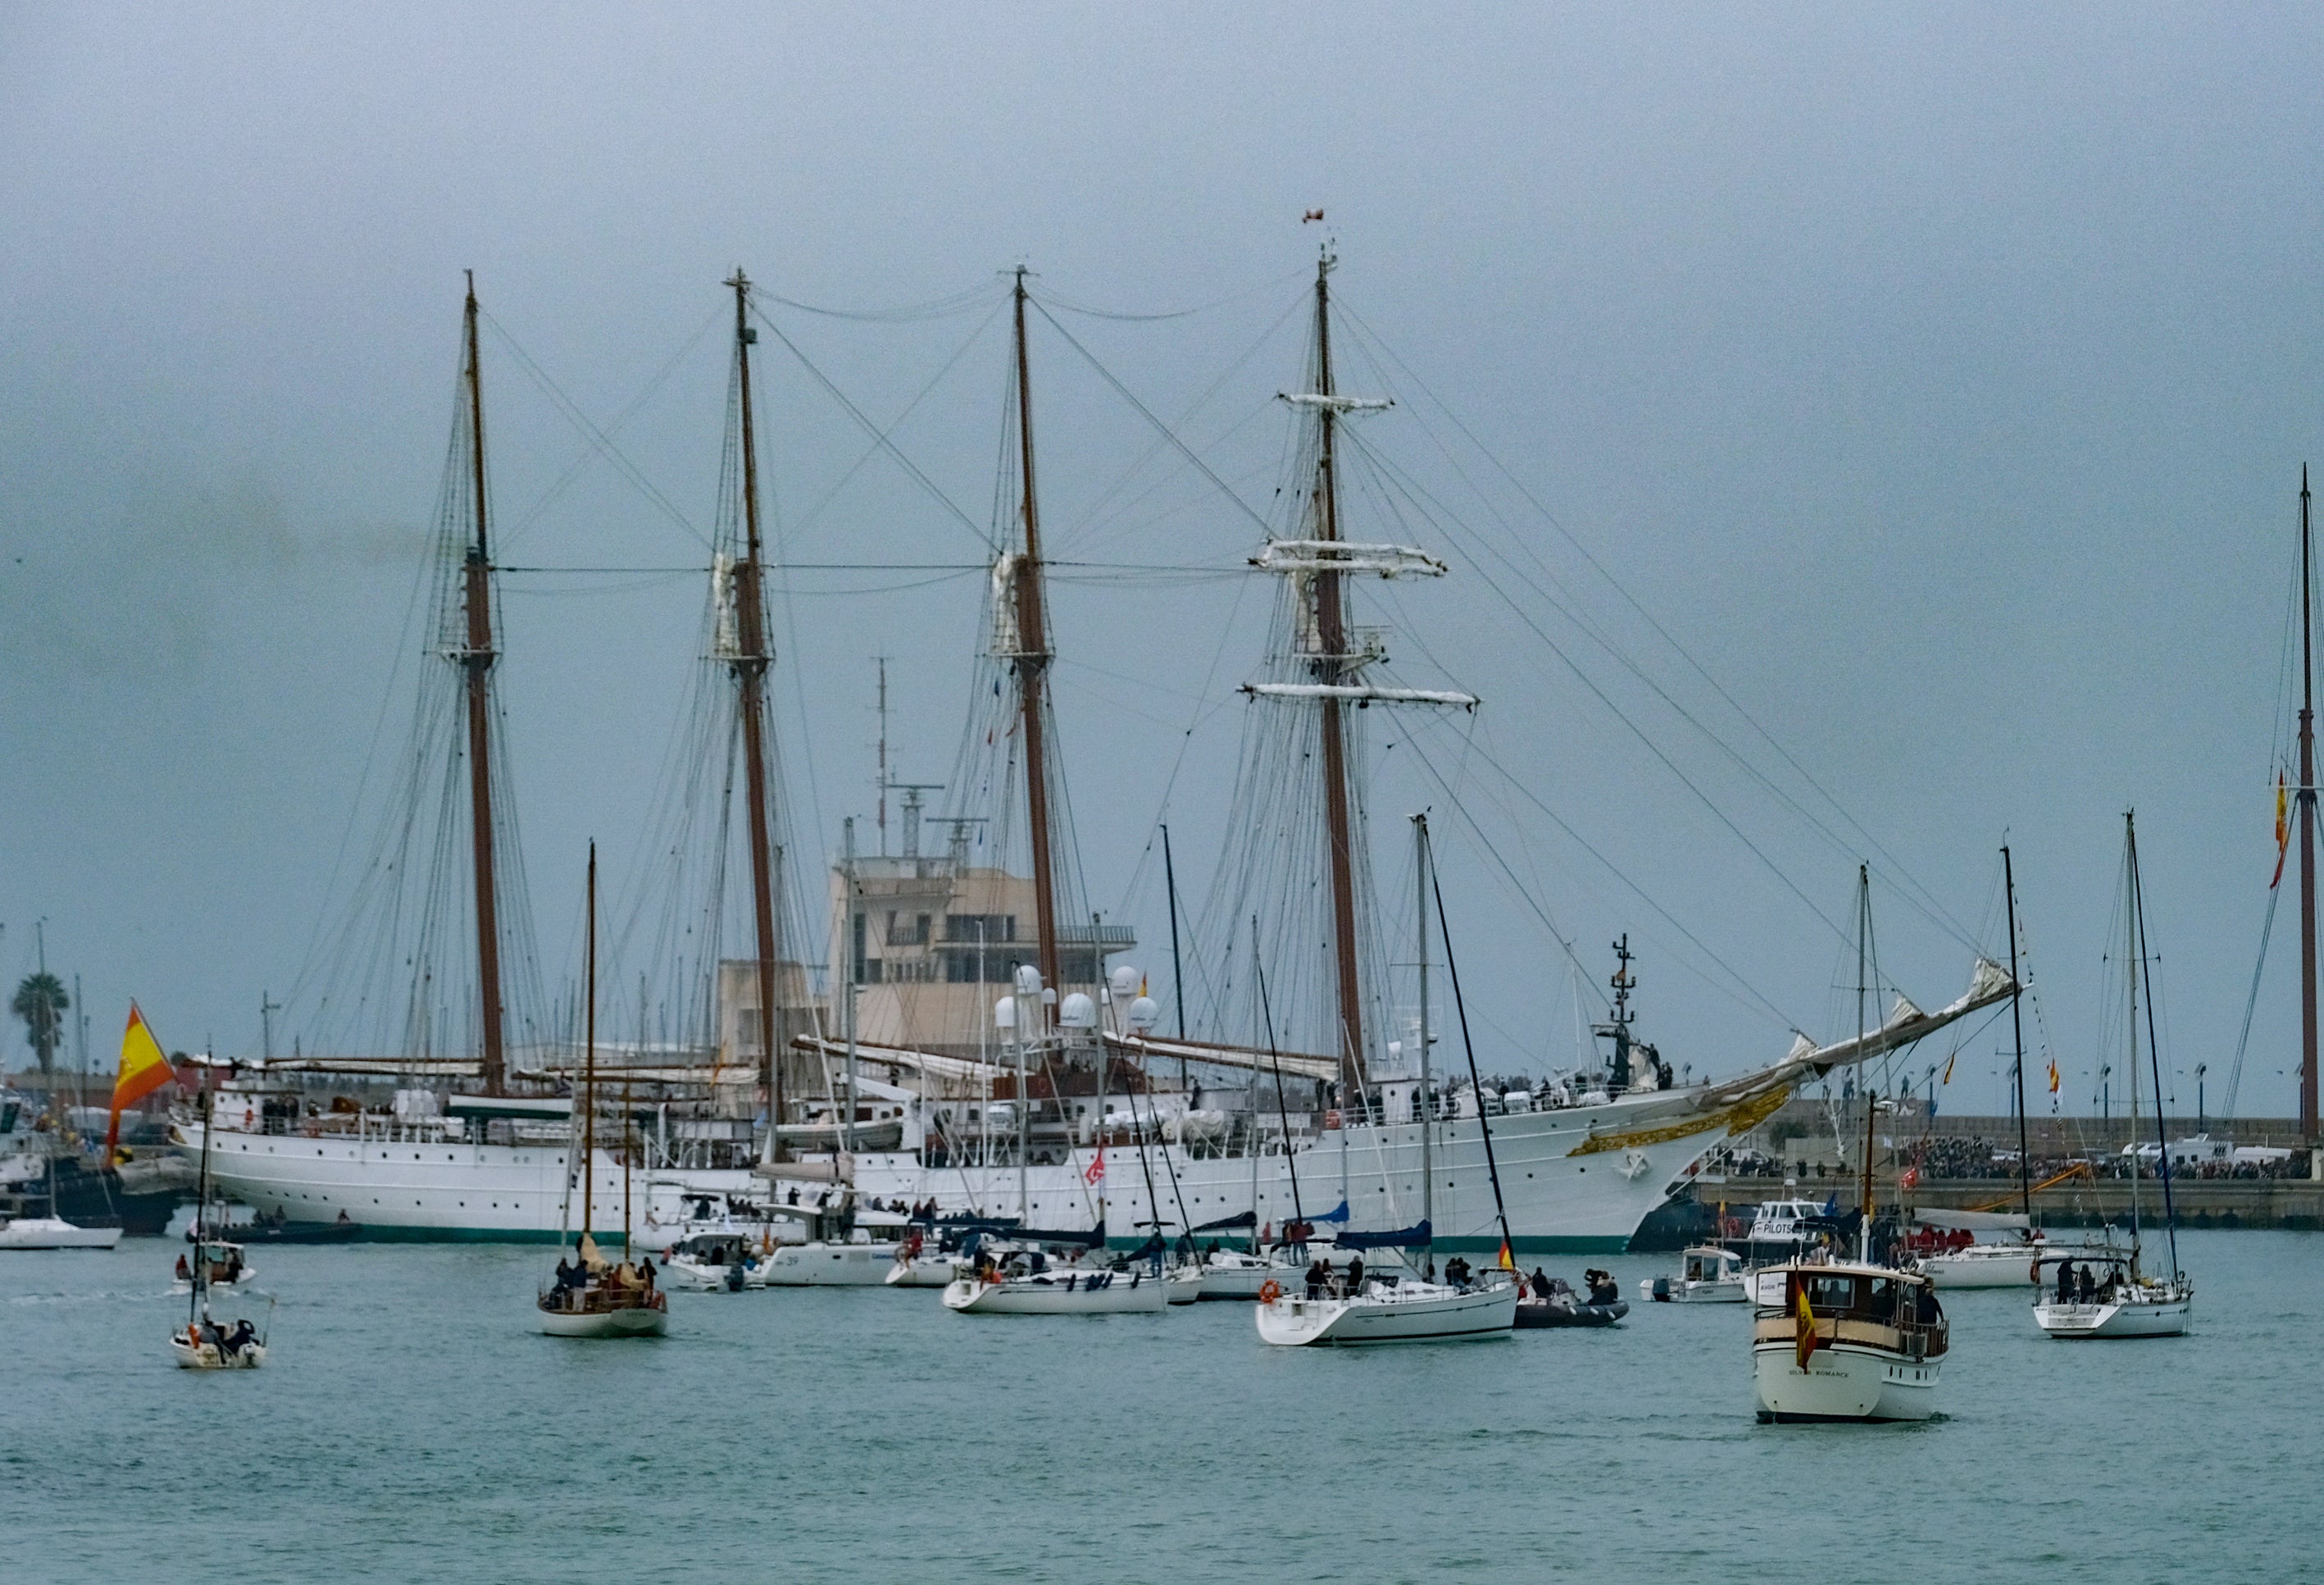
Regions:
[[885, 1254, 956, 1287], [0, 1216, 123, 1250], [1164, 1264, 1204, 1305], [1753, 1340, 1941, 1422], [170, 1338, 266, 1369], [1639, 1276, 1745, 1303], [537, 1303, 669, 1338], [2033, 1294, 2192, 1338], [941, 1269, 1169, 1314], [758, 1241, 901, 1287], [1254, 1281, 1517, 1346], [664, 1255, 753, 1291]]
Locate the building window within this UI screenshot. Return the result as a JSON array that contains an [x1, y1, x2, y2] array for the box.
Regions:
[[944, 913, 1016, 944]]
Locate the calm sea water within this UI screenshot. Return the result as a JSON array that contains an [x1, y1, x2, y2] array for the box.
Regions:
[[3, 1227, 2315, 1584]]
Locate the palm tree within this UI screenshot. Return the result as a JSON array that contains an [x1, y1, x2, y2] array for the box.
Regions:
[[11, 972, 69, 1077]]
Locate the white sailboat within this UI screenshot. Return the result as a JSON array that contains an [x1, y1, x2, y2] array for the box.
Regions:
[[170, 1080, 270, 1369], [537, 845, 669, 1340], [2033, 813, 2191, 1339]]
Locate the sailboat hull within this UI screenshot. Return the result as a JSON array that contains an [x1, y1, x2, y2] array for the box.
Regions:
[[758, 1241, 901, 1286], [0, 1216, 123, 1250], [170, 1338, 266, 1369], [2033, 1293, 2191, 1338], [1254, 1280, 1517, 1346], [537, 1302, 669, 1338], [941, 1270, 1169, 1314]]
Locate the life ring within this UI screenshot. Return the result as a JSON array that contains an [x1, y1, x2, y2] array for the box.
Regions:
[[1258, 1279, 1282, 1304]]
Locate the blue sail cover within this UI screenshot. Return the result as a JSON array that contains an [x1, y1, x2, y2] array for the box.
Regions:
[[1336, 1220, 1431, 1250]]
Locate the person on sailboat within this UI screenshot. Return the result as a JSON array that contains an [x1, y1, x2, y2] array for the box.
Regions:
[[223, 1319, 255, 1358], [1345, 1255, 1366, 1295], [638, 1255, 655, 1292], [1303, 1259, 1326, 1300]]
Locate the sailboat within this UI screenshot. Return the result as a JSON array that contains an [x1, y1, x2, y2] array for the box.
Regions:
[[2032, 812, 2192, 1339], [169, 1073, 271, 1369], [537, 845, 668, 1339], [1255, 813, 1517, 1346]]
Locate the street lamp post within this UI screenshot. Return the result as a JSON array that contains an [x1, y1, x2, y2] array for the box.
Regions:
[[2195, 1063, 2208, 1136]]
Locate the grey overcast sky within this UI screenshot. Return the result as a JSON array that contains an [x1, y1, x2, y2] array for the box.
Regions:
[[6, 4, 2322, 1117]]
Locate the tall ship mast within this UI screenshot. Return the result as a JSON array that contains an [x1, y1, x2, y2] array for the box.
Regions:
[[457, 273, 510, 1095], [721, 271, 789, 1150]]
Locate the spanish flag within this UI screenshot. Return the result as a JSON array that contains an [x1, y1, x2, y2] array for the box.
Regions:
[[1940, 1052, 1955, 1086], [2273, 772, 2292, 890], [1794, 1282, 1823, 1370], [2047, 1058, 2060, 1095], [107, 1002, 175, 1156]]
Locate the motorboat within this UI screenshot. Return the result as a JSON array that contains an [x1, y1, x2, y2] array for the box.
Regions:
[[1752, 1259, 1945, 1423], [172, 1240, 257, 1292], [2032, 1254, 2192, 1339], [1196, 1246, 1298, 1300], [1640, 1245, 1747, 1303], [1255, 1274, 1517, 1346], [661, 1229, 760, 1291], [1517, 1272, 1628, 1328], [0, 1214, 123, 1250]]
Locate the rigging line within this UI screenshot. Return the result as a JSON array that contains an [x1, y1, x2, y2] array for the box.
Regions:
[[1406, 716, 1802, 1033], [474, 306, 708, 549], [1027, 299, 1273, 534], [1339, 425, 1852, 953], [745, 301, 994, 553], [1334, 298, 1976, 946], [753, 278, 1007, 322], [780, 297, 1009, 550], [506, 299, 725, 544], [2220, 881, 2281, 1123], [1030, 266, 1310, 322], [1358, 431, 1972, 955]]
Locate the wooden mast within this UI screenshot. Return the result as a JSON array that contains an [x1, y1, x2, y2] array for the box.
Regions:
[[1309, 252, 1365, 1097], [1010, 267, 1062, 995], [2302, 467, 2319, 1140], [725, 271, 786, 1150], [460, 273, 508, 1095]]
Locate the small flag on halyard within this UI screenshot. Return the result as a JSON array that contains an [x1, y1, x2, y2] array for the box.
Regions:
[[1084, 1149, 1105, 1186], [2273, 772, 2291, 889], [107, 1002, 175, 1156], [2047, 1059, 2060, 1095], [1940, 1052, 1955, 1086]]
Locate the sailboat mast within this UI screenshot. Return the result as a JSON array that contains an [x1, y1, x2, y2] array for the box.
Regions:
[[1309, 253, 1365, 1098], [2127, 816, 2181, 1277], [2124, 813, 2142, 1264], [2302, 467, 2319, 1140], [1009, 268, 1062, 995], [584, 841, 598, 1244], [726, 271, 787, 1149], [1414, 813, 1434, 1255], [459, 274, 507, 1095], [1858, 864, 1876, 1261], [2003, 844, 2033, 1223]]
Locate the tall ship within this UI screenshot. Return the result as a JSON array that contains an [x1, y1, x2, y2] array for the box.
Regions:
[[189, 257, 2008, 1248], [775, 249, 2012, 1251]]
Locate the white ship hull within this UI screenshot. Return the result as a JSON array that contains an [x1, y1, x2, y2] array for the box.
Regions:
[[183, 1122, 756, 1244], [1753, 1341, 1941, 1422], [853, 1089, 1763, 1253], [1255, 1280, 1517, 1346]]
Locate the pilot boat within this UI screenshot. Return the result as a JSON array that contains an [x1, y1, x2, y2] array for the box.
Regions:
[[1641, 1245, 1747, 1303]]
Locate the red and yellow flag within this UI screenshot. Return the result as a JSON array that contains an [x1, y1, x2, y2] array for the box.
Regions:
[[2047, 1059, 2060, 1095], [2273, 772, 2292, 889], [1496, 1237, 1514, 1273], [107, 1002, 175, 1155], [1794, 1282, 1824, 1370]]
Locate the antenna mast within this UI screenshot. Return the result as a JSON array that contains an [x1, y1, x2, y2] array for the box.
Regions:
[[1010, 267, 1062, 994], [726, 270, 787, 1149], [459, 273, 507, 1094]]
